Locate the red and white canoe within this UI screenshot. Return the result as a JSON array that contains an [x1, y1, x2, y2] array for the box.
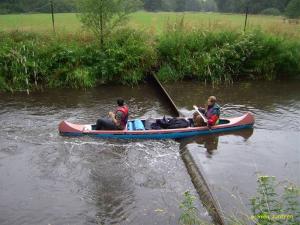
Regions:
[[59, 112, 254, 139]]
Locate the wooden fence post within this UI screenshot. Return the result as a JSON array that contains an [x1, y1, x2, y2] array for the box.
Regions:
[[50, 0, 55, 33]]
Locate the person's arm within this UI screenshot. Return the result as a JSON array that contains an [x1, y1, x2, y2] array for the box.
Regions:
[[193, 105, 205, 114], [207, 108, 220, 126], [207, 115, 219, 126], [109, 111, 123, 127], [108, 112, 119, 126]]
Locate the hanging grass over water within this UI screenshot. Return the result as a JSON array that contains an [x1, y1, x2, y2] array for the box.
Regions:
[[0, 27, 300, 91]]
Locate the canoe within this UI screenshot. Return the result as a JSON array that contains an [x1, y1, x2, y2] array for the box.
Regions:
[[58, 112, 254, 139]]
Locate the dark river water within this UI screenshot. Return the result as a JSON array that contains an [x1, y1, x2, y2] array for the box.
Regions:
[[0, 81, 299, 225]]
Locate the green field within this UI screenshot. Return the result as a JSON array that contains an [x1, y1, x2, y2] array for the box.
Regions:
[[0, 11, 300, 38]]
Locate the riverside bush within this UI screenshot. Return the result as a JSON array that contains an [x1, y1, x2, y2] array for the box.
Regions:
[[0, 28, 300, 91], [0, 29, 155, 91], [261, 8, 281, 16], [157, 28, 300, 83], [251, 176, 300, 225], [179, 176, 300, 225]]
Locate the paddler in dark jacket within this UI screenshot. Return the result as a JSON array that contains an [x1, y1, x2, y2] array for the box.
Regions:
[[96, 99, 129, 130], [193, 96, 220, 127]]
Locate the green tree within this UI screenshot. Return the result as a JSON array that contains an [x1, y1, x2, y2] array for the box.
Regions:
[[215, 0, 245, 12], [161, 0, 176, 11], [78, 0, 142, 46], [0, 0, 77, 14], [185, 0, 202, 11], [285, 0, 300, 18], [215, 0, 291, 13], [202, 0, 218, 12], [144, 0, 162, 11], [175, 0, 185, 11]]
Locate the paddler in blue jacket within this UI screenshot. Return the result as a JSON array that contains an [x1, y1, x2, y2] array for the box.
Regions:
[[193, 96, 220, 127], [96, 99, 129, 130]]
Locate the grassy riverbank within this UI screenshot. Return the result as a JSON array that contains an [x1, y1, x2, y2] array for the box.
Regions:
[[1, 27, 300, 91], [1, 12, 300, 92]]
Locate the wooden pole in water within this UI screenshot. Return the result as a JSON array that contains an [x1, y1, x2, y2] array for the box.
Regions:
[[50, 0, 55, 33], [148, 73, 181, 117], [180, 145, 226, 225], [148, 73, 226, 224], [244, 5, 249, 32]]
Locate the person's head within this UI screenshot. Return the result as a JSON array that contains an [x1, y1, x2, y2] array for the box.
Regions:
[[117, 99, 124, 107], [207, 96, 217, 106]]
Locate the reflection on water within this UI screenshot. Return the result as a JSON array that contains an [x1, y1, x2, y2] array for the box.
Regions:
[[179, 129, 254, 156]]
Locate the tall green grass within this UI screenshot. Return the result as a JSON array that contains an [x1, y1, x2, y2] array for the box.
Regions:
[[0, 29, 155, 91], [156, 24, 300, 83], [0, 27, 300, 91], [250, 176, 300, 225]]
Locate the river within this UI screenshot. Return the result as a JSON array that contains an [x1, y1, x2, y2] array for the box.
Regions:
[[0, 81, 299, 224]]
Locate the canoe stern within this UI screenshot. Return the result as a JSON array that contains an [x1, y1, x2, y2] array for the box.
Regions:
[[59, 121, 85, 135], [236, 112, 255, 126]]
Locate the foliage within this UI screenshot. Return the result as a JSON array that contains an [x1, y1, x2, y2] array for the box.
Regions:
[[179, 177, 300, 225], [0, 27, 300, 91], [179, 191, 208, 225], [156, 65, 180, 82], [66, 68, 95, 89], [144, 0, 163, 11], [261, 8, 281, 16], [0, 38, 40, 91], [77, 0, 142, 46], [215, 0, 291, 14], [86, 28, 156, 85], [202, 0, 218, 12], [0, 0, 77, 14], [157, 23, 300, 84], [143, 0, 218, 12], [0, 74, 8, 91], [285, 0, 300, 19], [251, 175, 300, 225], [0, 29, 154, 91]]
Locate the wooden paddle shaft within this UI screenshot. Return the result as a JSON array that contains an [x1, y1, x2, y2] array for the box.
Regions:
[[193, 106, 208, 123]]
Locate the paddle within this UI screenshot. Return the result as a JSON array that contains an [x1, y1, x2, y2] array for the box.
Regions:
[[193, 105, 208, 124]]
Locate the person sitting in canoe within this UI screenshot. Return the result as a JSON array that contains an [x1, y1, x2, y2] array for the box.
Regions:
[[193, 96, 220, 127], [96, 99, 129, 130]]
